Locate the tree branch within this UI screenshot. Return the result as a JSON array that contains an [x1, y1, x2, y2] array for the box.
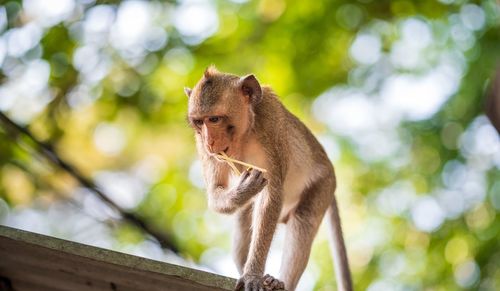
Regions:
[[486, 66, 500, 134], [0, 111, 179, 253]]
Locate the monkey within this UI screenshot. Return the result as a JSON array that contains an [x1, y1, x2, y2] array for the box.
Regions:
[[185, 66, 352, 291]]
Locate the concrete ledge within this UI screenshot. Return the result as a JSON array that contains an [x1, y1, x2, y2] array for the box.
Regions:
[[0, 225, 235, 290]]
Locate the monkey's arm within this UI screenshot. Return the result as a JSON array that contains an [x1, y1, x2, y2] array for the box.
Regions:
[[239, 181, 282, 283], [204, 159, 267, 214]]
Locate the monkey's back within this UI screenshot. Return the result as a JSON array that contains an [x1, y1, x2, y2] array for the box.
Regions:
[[255, 87, 332, 172], [254, 87, 335, 222]]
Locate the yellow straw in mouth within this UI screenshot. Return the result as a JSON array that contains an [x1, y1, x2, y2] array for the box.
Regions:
[[216, 152, 267, 175], [218, 152, 241, 175]]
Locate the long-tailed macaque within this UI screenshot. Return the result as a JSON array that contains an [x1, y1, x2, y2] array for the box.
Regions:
[[185, 66, 352, 291]]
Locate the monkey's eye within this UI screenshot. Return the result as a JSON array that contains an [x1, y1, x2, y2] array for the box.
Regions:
[[193, 119, 203, 127], [208, 116, 221, 123]]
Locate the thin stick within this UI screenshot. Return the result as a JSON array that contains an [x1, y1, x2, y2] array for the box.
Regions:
[[218, 152, 241, 175], [229, 162, 241, 176], [215, 152, 240, 175], [216, 153, 267, 173]]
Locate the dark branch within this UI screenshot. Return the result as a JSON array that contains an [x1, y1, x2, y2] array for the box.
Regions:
[[486, 67, 500, 134], [0, 111, 179, 253]]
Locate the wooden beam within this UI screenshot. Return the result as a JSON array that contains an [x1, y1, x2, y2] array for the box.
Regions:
[[0, 225, 235, 291]]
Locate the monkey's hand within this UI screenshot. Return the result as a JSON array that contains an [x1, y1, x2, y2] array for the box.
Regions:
[[207, 169, 267, 214], [234, 274, 286, 291], [233, 169, 268, 205]]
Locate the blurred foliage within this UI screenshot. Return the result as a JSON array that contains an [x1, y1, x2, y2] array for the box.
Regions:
[[0, 0, 499, 290]]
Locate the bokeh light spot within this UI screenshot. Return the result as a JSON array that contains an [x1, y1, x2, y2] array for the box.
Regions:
[[445, 236, 469, 265], [349, 33, 381, 65], [454, 260, 480, 288], [173, 1, 219, 45], [411, 196, 445, 232], [93, 123, 126, 156]]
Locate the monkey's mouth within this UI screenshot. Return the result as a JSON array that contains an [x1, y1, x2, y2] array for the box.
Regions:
[[211, 147, 229, 158]]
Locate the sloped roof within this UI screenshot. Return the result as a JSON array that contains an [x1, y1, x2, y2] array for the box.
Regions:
[[0, 225, 234, 291]]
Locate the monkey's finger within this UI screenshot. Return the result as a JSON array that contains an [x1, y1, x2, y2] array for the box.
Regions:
[[263, 274, 272, 285], [242, 169, 252, 179], [260, 178, 268, 187], [235, 279, 244, 291], [253, 169, 263, 175], [251, 173, 264, 185], [250, 169, 263, 180], [265, 276, 278, 289], [271, 279, 282, 289]]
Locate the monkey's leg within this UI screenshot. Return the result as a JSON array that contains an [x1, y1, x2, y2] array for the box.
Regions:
[[279, 180, 332, 291], [233, 203, 254, 274]]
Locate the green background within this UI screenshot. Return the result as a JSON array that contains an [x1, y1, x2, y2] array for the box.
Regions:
[[0, 0, 499, 290]]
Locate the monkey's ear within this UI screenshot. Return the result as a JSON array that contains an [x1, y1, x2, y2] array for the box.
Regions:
[[240, 74, 262, 104], [204, 65, 218, 78], [184, 87, 192, 98]]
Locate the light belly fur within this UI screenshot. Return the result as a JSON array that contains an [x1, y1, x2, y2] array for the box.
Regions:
[[279, 157, 314, 222], [237, 137, 316, 223]]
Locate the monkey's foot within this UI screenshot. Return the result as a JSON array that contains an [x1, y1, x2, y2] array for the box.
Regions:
[[262, 274, 286, 290], [234, 274, 286, 291]]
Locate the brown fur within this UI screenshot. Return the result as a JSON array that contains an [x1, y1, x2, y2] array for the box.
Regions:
[[186, 67, 352, 291]]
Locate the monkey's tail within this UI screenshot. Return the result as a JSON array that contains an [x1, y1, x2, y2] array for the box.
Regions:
[[326, 196, 353, 291]]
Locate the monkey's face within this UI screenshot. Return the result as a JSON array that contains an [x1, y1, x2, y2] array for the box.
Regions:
[[189, 113, 232, 154], [187, 95, 252, 156], [186, 67, 261, 157]]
